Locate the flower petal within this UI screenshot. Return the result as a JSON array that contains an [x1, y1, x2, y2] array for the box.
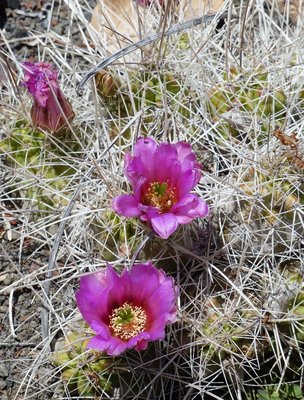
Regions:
[[87, 335, 128, 356], [76, 271, 111, 323], [90, 320, 111, 337], [148, 314, 169, 340], [176, 169, 201, 197], [76, 265, 126, 323], [134, 137, 157, 158], [125, 154, 146, 187], [175, 141, 195, 163], [151, 213, 179, 239], [188, 196, 209, 217], [134, 338, 149, 351], [128, 262, 163, 304], [145, 277, 177, 320], [127, 331, 150, 350], [112, 194, 141, 217], [138, 203, 160, 221], [125, 137, 158, 182], [153, 143, 178, 182], [171, 194, 209, 223]]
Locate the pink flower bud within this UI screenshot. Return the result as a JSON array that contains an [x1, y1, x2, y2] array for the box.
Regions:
[[22, 62, 75, 135]]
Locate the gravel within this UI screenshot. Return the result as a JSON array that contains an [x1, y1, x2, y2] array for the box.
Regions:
[[2, 0, 95, 61]]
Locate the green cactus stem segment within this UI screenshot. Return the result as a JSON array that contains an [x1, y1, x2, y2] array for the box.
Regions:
[[109, 302, 147, 340], [142, 181, 177, 213]]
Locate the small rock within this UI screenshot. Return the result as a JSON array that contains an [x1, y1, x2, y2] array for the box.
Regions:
[[51, 17, 58, 26], [0, 378, 7, 390], [18, 294, 25, 302], [4, 273, 16, 286], [13, 27, 28, 38], [30, 320, 37, 329], [0, 365, 8, 378], [0, 273, 8, 282], [7, 0, 20, 9]]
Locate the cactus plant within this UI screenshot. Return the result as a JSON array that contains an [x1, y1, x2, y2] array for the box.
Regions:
[[199, 292, 266, 365], [196, 261, 304, 399], [91, 211, 142, 261], [0, 120, 79, 212], [52, 331, 113, 397], [207, 67, 288, 148], [95, 68, 199, 139], [221, 149, 304, 257], [248, 383, 303, 400]]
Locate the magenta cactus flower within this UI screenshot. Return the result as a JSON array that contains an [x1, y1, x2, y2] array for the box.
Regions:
[[21, 62, 74, 134], [76, 262, 177, 356], [112, 137, 209, 239]]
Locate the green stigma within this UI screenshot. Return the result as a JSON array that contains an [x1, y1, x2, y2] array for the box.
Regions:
[[154, 182, 168, 196], [115, 306, 134, 325], [142, 180, 177, 213]]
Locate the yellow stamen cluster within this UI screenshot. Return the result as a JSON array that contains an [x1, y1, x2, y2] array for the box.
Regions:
[[109, 302, 147, 340], [142, 181, 176, 213]]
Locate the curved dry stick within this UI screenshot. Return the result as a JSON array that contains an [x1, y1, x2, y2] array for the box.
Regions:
[[77, 13, 226, 95], [41, 169, 93, 343]]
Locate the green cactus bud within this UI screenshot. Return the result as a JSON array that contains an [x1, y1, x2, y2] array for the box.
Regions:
[[165, 74, 180, 95], [43, 167, 57, 180], [284, 194, 299, 211], [93, 211, 141, 260], [206, 67, 289, 148], [286, 271, 304, 299], [62, 368, 78, 382], [177, 32, 190, 49], [27, 153, 40, 166], [1, 121, 79, 213], [294, 305, 304, 316], [144, 79, 157, 105], [118, 226, 127, 243], [222, 66, 239, 81], [90, 360, 108, 372], [0, 139, 12, 152], [76, 372, 95, 397], [208, 88, 231, 115], [274, 90, 287, 112], [52, 349, 73, 367]]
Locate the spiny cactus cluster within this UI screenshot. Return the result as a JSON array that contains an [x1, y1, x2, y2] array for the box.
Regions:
[[203, 61, 304, 396], [52, 332, 113, 397], [221, 151, 304, 257], [95, 68, 198, 139], [195, 257, 304, 399], [248, 383, 303, 400], [0, 120, 79, 212], [207, 67, 288, 146], [92, 211, 141, 261]]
